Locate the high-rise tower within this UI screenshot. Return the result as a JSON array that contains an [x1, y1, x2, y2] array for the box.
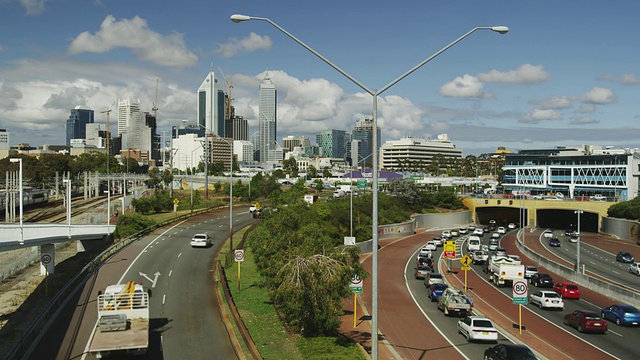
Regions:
[[66, 106, 94, 146], [197, 70, 225, 136], [117, 99, 141, 136], [258, 74, 277, 162]]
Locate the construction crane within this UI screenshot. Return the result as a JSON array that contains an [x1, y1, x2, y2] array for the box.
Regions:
[[217, 66, 233, 121], [152, 78, 159, 119], [100, 108, 112, 154]]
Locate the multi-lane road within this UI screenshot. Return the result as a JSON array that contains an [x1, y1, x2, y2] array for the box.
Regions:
[[28, 207, 255, 360]]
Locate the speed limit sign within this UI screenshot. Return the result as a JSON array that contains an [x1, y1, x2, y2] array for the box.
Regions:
[[234, 250, 245, 262], [512, 279, 528, 304], [41, 254, 52, 264]]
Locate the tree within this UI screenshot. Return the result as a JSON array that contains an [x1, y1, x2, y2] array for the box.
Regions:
[[282, 157, 299, 179], [307, 164, 317, 179], [322, 167, 332, 178]]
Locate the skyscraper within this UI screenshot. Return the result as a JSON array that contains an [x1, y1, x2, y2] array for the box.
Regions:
[[117, 99, 140, 136], [66, 106, 94, 146], [258, 74, 277, 162], [352, 118, 381, 166], [197, 70, 225, 136], [320, 129, 346, 158]]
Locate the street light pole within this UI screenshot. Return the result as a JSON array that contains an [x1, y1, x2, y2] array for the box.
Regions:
[[231, 14, 508, 358], [575, 210, 583, 272], [63, 179, 71, 226], [217, 136, 235, 251], [9, 158, 23, 245], [197, 123, 210, 199]]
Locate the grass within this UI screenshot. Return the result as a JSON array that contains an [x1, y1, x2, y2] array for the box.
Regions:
[[218, 228, 366, 360]]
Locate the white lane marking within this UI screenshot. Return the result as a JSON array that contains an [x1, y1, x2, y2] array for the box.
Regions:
[[178, 253, 182, 258], [163, 294, 166, 305], [612, 270, 620, 275], [168, 270, 172, 277], [608, 329, 623, 337]]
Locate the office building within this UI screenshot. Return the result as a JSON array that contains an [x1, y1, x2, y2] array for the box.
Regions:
[[197, 71, 226, 136], [379, 134, 462, 171], [235, 140, 255, 163], [117, 99, 141, 136], [283, 135, 311, 153], [258, 74, 277, 162], [66, 106, 94, 146], [319, 129, 346, 159], [226, 115, 248, 141], [352, 118, 380, 167], [0, 129, 10, 159]]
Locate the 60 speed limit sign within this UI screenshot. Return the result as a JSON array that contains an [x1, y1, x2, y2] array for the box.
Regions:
[[234, 250, 245, 262], [512, 279, 529, 304]]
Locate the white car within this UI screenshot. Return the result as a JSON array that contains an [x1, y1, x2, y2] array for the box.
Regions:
[[529, 290, 564, 310], [424, 241, 438, 251], [442, 230, 452, 238], [456, 316, 498, 342], [458, 228, 468, 235], [508, 223, 517, 229], [590, 194, 606, 201], [431, 237, 443, 247], [473, 228, 484, 236], [424, 272, 444, 287], [190, 233, 211, 247], [630, 262, 640, 276], [543, 231, 553, 239], [497, 226, 506, 234], [491, 232, 500, 239], [418, 247, 433, 258], [249, 204, 257, 213], [569, 233, 579, 243]]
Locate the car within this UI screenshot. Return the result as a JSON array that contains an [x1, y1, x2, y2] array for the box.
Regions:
[[424, 241, 438, 251], [417, 256, 434, 269], [424, 272, 444, 287], [414, 265, 431, 279], [489, 220, 496, 226], [473, 228, 484, 236], [431, 236, 443, 247], [630, 262, 640, 275], [564, 310, 608, 333], [482, 227, 490, 234], [484, 344, 537, 360], [532, 195, 544, 200], [553, 282, 580, 299], [508, 223, 517, 229], [467, 225, 476, 231], [530, 273, 554, 288], [529, 290, 564, 310], [491, 232, 500, 239], [601, 304, 640, 326], [590, 194, 606, 201], [458, 227, 468, 235], [418, 247, 433, 258], [616, 251, 635, 263], [249, 204, 257, 213], [569, 233, 579, 243], [450, 229, 460, 237], [543, 231, 553, 239], [190, 233, 211, 247], [549, 238, 561, 247], [497, 226, 506, 234], [429, 283, 448, 302], [456, 316, 498, 342], [467, 236, 481, 252], [507, 254, 521, 262], [494, 248, 507, 257], [442, 230, 452, 238], [524, 265, 538, 279], [488, 241, 499, 251], [544, 196, 563, 201]]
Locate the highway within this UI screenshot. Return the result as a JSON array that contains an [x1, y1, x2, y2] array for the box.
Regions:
[[28, 207, 255, 360]]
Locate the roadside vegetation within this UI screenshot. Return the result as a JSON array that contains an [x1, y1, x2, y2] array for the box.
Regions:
[[607, 197, 640, 220]]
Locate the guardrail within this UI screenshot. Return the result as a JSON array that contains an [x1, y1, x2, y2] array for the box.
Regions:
[[6, 204, 229, 359], [515, 229, 640, 308]]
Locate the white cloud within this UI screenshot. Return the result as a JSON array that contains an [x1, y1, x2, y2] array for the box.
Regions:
[[477, 64, 549, 84], [569, 117, 599, 125], [215, 32, 272, 58], [68, 15, 198, 67], [576, 104, 596, 113], [520, 108, 562, 123], [439, 74, 493, 99], [598, 72, 640, 85], [579, 87, 616, 104], [534, 96, 572, 110], [19, 0, 46, 15]]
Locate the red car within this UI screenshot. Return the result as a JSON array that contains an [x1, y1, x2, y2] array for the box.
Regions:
[[564, 310, 608, 333], [553, 282, 580, 299]]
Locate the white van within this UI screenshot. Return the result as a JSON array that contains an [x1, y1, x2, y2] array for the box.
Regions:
[[467, 236, 481, 252]]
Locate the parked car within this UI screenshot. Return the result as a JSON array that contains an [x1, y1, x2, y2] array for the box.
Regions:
[[484, 344, 537, 360], [456, 316, 498, 342], [630, 262, 640, 276], [530, 273, 554, 288], [549, 238, 561, 247], [190, 233, 212, 247], [564, 310, 608, 333], [553, 282, 580, 299], [616, 251, 635, 263], [600, 304, 640, 326], [429, 283, 448, 302], [529, 290, 564, 310], [424, 272, 444, 287], [590, 194, 606, 201], [497, 226, 506, 234], [508, 223, 517, 229], [414, 265, 431, 279], [524, 265, 538, 279]]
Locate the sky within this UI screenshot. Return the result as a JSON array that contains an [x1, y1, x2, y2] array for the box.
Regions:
[[1, 0, 640, 156]]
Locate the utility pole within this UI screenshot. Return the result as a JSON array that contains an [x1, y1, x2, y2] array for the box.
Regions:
[[100, 108, 112, 155]]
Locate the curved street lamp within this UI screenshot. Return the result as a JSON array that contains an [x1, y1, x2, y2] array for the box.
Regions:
[[231, 14, 508, 358]]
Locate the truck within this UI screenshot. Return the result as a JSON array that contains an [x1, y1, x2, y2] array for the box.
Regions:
[[88, 281, 151, 358], [437, 287, 473, 317], [487, 256, 524, 287]]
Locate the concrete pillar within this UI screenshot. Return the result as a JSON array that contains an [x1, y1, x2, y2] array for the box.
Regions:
[[39, 243, 55, 275]]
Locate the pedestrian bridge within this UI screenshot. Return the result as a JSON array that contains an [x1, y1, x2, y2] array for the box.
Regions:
[[0, 223, 115, 275]]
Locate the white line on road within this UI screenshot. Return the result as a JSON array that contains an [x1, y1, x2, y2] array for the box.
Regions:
[[162, 294, 166, 305], [612, 270, 620, 275], [169, 270, 172, 277], [608, 329, 623, 337]]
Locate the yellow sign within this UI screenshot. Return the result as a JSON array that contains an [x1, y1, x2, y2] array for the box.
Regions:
[[461, 266, 471, 271], [460, 255, 472, 267], [444, 241, 456, 259], [255, 202, 261, 209], [173, 198, 180, 205]]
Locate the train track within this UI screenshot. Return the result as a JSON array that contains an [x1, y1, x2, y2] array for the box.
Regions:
[[23, 196, 115, 223]]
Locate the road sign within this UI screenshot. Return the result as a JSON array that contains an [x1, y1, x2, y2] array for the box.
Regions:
[[41, 254, 52, 264], [460, 255, 472, 267], [357, 179, 367, 189], [512, 279, 529, 305], [234, 249, 245, 262], [461, 266, 471, 271], [173, 198, 179, 205], [349, 275, 363, 294], [444, 240, 456, 259]]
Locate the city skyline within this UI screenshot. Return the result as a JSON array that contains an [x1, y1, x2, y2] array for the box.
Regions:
[[1, 1, 640, 156]]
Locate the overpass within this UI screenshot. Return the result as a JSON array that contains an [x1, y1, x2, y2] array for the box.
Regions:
[[463, 197, 612, 233], [0, 223, 115, 275]]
